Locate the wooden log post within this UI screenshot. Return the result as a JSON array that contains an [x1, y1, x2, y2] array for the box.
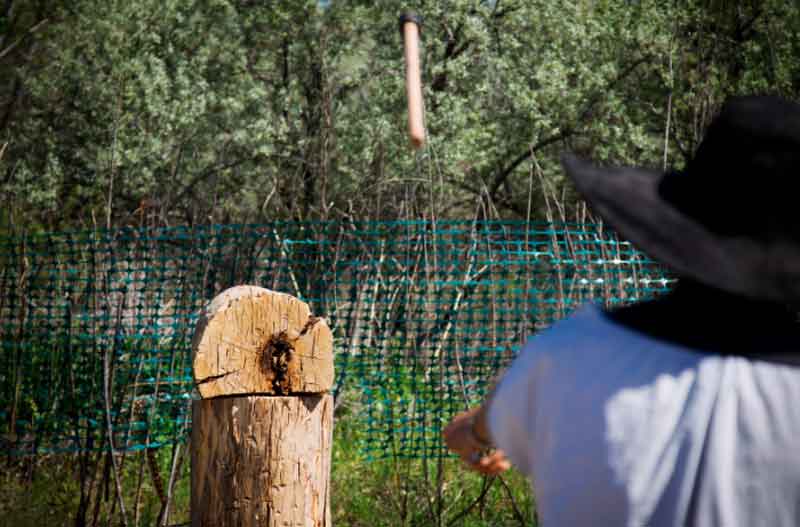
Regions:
[[191, 285, 334, 527]]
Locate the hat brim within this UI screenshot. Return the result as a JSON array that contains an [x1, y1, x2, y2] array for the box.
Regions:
[[561, 154, 788, 301]]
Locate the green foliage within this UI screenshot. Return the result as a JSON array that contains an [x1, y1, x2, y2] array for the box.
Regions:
[[1, 1, 797, 231], [3, 0, 285, 228]]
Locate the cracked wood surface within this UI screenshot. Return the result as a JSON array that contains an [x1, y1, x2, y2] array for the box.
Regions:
[[191, 395, 333, 527], [191, 285, 334, 398]]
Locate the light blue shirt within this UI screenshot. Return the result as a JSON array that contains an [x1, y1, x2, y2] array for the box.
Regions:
[[488, 303, 800, 526]]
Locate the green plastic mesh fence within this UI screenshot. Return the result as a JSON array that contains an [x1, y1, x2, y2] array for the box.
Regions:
[[0, 221, 673, 459]]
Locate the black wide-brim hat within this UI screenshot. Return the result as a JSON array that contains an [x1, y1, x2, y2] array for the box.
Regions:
[[563, 96, 800, 303]]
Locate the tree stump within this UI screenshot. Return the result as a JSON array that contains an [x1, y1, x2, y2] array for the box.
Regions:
[[192, 285, 333, 398], [191, 286, 334, 527]]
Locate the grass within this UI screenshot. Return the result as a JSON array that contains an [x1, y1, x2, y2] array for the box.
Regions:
[[1, 398, 536, 527], [1, 446, 191, 527], [331, 392, 536, 526]]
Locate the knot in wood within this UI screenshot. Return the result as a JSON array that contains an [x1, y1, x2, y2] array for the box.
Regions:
[[261, 330, 294, 395], [259, 317, 321, 395]]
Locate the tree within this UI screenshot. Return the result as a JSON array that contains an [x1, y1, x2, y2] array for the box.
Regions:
[[1, 0, 798, 231]]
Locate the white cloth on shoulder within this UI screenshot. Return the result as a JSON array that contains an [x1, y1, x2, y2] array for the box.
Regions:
[[487, 303, 800, 527]]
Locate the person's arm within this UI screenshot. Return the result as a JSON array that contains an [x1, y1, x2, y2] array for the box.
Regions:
[[442, 392, 511, 475]]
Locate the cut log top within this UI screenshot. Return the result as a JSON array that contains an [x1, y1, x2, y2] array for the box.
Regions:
[[191, 285, 334, 398]]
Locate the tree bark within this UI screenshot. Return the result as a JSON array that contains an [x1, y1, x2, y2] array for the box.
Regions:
[[191, 394, 333, 527]]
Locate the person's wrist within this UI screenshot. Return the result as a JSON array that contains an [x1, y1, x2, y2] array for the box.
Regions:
[[468, 411, 493, 449]]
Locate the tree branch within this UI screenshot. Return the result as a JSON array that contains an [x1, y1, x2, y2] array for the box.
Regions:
[[0, 75, 21, 133], [489, 130, 571, 197], [0, 17, 49, 62], [488, 53, 653, 199], [734, 6, 764, 43], [432, 20, 473, 92], [166, 155, 261, 212]]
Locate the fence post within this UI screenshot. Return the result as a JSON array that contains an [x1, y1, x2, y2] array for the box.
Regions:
[[190, 285, 334, 526]]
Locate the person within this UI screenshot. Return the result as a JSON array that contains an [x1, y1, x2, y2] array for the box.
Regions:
[[443, 95, 800, 526]]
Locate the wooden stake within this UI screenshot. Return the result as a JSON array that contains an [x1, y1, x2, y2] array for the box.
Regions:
[[191, 286, 334, 527]]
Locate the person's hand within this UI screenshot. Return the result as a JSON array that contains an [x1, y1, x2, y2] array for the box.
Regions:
[[443, 407, 511, 475]]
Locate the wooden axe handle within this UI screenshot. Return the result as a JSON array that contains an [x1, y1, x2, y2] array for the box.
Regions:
[[400, 12, 425, 149]]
